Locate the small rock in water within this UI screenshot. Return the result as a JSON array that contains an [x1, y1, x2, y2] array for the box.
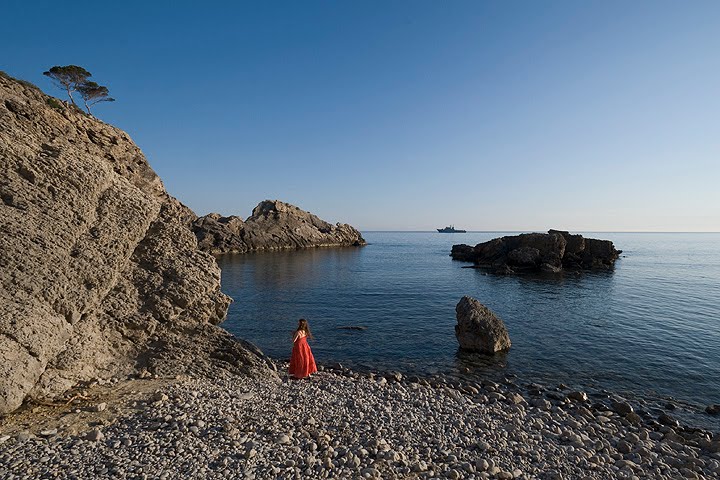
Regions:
[[658, 413, 680, 427], [455, 296, 511, 353], [611, 401, 633, 415], [705, 404, 720, 415], [568, 391, 588, 402]]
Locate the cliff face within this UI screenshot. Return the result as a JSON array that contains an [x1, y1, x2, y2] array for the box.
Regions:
[[193, 200, 366, 255], [0, 73, 273, 415]]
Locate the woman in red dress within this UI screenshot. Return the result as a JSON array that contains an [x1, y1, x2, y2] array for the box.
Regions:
[[289, 318, 317, 379]]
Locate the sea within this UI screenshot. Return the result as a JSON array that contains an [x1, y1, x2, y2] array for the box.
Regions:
[[218, 232, 720, 431]]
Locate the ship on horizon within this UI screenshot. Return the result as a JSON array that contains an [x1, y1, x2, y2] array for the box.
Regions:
[[437, 225, 466, 233]]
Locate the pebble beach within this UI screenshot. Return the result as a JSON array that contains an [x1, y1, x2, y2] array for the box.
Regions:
[[2, 363, 719, 480]]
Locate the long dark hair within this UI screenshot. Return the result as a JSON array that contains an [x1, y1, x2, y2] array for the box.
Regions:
[[295, 318, 313, 340]]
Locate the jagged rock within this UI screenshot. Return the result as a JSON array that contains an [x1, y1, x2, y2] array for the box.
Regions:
[[192, 200, 365, 254], [451, 229, 621, 274], [193, 214, 246, 253], [454, 296, 511, 353], [0, 72, 275, 415], [450, 244, 475, 262], [507, 247, 541, 268]]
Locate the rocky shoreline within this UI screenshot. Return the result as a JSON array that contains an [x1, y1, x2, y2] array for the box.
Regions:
[[192, 200, 366, 255], [1, 72, 718, 480], [1, 362, 718, 480]]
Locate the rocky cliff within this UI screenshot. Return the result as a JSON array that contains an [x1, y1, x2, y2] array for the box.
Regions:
[[0, 72, 274, 415], [451, 230, 621, 274], [193, 200, 366, 254]]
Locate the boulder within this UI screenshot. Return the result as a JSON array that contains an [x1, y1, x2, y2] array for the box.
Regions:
[[192, 200, 366, 254], [451, 229, 621, 274], [454, 296, 511, 353], [0, 72, 275, 414]]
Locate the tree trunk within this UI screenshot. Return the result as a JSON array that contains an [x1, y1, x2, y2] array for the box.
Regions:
[[66, 86, 78, 107]]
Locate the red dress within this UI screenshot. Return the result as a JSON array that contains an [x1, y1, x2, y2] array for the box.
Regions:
[[289, 334, 317, 379]]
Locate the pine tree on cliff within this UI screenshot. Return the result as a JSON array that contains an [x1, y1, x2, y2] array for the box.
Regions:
[[42, 65, 91, 107], [77, 81, 115, 115]]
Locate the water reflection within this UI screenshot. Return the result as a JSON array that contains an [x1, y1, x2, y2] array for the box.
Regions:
[[219, 246, 364, 293], [455, 350, 509, 377]]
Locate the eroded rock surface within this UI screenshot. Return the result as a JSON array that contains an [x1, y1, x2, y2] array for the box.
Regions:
[[0, 72, 274, 414], [193, 200, 366, 254], [451, 230, 621, 274], [455, 296, 511, 353]]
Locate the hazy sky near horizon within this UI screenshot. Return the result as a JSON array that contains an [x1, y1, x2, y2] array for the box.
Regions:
[[2, 1, 719, 231]]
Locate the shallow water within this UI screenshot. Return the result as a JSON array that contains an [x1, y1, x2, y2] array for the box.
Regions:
[[218, 232, 720, 429]]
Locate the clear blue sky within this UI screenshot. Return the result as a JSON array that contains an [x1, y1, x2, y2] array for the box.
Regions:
[[2, 1, 719, 231]]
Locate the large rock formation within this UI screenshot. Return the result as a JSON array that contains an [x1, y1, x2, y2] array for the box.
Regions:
[[193, 200, 366, 254], [0, 72, 274, 415], [451, 230, 621, 274], [455, 296, 511, 353]]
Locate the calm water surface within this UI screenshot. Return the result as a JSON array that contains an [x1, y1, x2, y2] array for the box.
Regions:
[[219, 232, 720, 429]]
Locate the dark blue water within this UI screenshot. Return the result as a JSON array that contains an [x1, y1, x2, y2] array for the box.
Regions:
[[219, 232, 720, 427]]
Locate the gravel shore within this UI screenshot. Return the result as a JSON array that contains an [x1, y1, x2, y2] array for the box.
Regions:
[[1, 364, 719, 479]]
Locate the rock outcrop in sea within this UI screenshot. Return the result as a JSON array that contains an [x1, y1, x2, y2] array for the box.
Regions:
[[455, 296, 511, 353], [0, 72, 274, 415], [193, 200, 366, 254], [451, 229, 621, 274]]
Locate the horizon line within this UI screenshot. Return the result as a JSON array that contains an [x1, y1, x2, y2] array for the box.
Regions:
[[358, 230, 720, 234]]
